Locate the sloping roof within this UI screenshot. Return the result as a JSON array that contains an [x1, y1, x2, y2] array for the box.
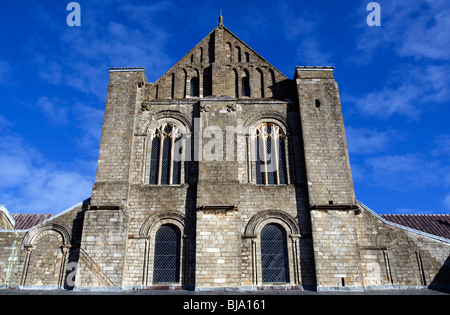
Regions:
[[381, 214, 450, 240], [11, 213, 53, 230]]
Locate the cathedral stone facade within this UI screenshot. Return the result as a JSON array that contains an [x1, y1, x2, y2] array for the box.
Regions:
[[1, 19, 449, 292]]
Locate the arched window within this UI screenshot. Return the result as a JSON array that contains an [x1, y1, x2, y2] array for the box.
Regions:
[[171, 73, 175, 99], [226, 42, 232, 63], [256, 68, 264, 98], [261, 224, 289, 283], [190, 77, 199, 97], [203, 67, 212, 97], [153, 224, 181, 284], [182, 69, 187, 98], [269, 69, 276, 98], [242, 69, 250, 97], [150, 123, 183, 185], [233, 68, 239, 98], [254, 123, 288, 185], [236, 46, 241, 62]]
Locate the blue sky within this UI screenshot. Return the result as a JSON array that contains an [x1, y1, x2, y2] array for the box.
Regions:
[[0, 0, 449, 214]]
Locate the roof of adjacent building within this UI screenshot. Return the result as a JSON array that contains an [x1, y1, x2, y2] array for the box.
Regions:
[[4, 204, 450, 241], [381, 214, 450, 240], [11, 213, 53, 230]]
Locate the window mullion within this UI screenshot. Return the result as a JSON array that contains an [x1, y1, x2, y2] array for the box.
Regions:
[[158, 128, 164, 185], [246, 135, 252, 184], [274, 128, 280, 185], [169, 134, 175, 185], [261, 127, 268, 185]]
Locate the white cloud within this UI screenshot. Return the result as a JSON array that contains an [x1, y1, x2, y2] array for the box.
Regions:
[[347, 1, 450, 119], [350, 125, 450, 212], [354, 82, 421, 119], [236, 1, 332, 66], [72, 103, 104, 155], [36, 96, 69, 125], [0, 60, 10, 83], [346, 127, 400, 154], [352, 64, 450, 119], [297, 38, 332, 66], [0, 115, 12, 131], [396, 0, 450, 61], [37, 57, 63, 85], [362, 152, 449, 193], [29, 1, 174, 99], [0, 133, 93, 213], [443, 194, 450, 210], [431, 134, 450, 157], [355, 0, 450, 62], [278, 3, 332, 65]]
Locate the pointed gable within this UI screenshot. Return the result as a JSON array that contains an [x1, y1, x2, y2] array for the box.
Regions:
[[145, 20, 291, 101]]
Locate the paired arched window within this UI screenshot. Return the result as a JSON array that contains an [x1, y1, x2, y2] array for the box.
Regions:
[[149, 123, 183, 185], [153, 224, 181, 284], [254, 123, 288, 185], [261, 223, 290, 283]]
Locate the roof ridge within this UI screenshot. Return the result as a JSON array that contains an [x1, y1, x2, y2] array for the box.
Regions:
[[381, 213, 450, 216], [11, 213, 53, 215], [358, 201, 450, 243]]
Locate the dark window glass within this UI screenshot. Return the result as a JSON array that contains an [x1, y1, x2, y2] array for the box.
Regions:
[[278, 138, 288, 185], [153, 225, 181, 283], [172, 137, 182, 185], [261, 224, 289, 283], [242, 75, 250, 97], [150, 133, 161, 185], [160, 137, 171, 185], [190, 77, 199, 97]]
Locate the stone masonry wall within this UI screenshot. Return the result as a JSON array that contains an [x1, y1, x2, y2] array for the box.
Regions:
[[0, 202, 86, 289], [355, 205, 450, 289], [3, 22, 448, 293], [310, 209, 364, 289], [91, 69, 146, 207], [295, 67, 355, 207], [75, 209, 128, 288], [295, 67, 364, 290]]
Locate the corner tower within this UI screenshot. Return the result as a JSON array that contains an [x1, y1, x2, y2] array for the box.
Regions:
[[295, 66, 363, 290]]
